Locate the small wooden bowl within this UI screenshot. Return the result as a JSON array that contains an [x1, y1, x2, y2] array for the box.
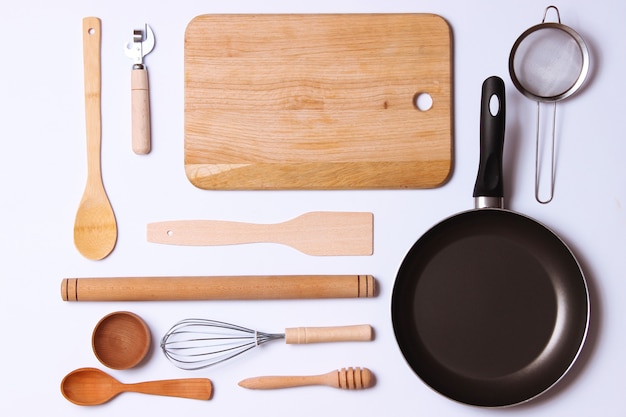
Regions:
[[92, 311, 151, 370]]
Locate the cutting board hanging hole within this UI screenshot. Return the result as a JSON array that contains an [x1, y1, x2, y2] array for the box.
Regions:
[[415, 92, 433, 111]]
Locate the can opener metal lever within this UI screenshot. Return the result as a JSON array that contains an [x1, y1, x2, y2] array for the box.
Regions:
[[124, 24, 155, 154]]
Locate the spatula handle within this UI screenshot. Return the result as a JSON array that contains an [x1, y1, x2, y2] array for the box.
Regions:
[[284, 324, 373, 344], [128, 378, 212, 400]]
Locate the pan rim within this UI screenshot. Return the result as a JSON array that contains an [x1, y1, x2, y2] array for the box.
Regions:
[[391, 208, 589, 407]]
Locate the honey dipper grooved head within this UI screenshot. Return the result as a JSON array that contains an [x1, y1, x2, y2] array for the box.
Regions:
[[339, 367, 375, 389]]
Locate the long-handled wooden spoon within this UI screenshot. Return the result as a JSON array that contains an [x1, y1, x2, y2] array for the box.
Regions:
[[238, 367, 375, 390], [147, 211, 373, 256], [73, 17, 117, 260], [61, 368, 213, 405]]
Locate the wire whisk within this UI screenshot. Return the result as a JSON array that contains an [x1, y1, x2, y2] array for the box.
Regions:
[[161, 318, 373, 370]]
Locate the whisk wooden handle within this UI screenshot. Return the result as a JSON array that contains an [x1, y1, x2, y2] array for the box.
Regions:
[[239, 367, 375, 390], [284, 325, 373, 344], [61, 275, 375, 301]]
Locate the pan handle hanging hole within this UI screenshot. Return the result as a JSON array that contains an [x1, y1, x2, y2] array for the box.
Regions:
[[414, 92, 433, 112], [489, 94, 501, 117], [166, 230, 174, 237]]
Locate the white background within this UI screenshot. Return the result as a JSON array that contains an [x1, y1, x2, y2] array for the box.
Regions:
[[1, 0, 625, 415]]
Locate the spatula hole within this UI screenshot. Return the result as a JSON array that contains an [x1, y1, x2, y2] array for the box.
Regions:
[[414, 93, 433, 112], [167, 230, 174, 237]]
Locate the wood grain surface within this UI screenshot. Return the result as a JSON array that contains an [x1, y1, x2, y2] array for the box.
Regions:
[[146, 212, 373, 256], [61, 275, 376, 301], [184, 14, 452, 189]]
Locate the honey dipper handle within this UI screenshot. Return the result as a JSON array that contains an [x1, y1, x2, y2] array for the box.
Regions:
[[239, 375, 324, 390], [284, 324, 372, 344]]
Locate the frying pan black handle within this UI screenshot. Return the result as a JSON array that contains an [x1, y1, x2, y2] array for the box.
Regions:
[[473, 76, 506, 205]]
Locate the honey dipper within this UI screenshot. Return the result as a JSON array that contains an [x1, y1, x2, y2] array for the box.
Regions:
[[239, 367, 375, 390]]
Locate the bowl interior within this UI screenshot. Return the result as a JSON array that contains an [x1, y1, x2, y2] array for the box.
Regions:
[[92, 311, 151, 369]]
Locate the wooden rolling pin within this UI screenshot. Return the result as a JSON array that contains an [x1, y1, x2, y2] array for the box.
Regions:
[[61, 275, 375, 301], [239, 367, 375, 390]]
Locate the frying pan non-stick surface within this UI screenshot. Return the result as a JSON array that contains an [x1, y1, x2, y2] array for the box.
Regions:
[[391, 77, 589, 407]]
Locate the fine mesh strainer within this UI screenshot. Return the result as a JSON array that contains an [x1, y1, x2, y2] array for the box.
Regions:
[[509, 6, 589, 203]]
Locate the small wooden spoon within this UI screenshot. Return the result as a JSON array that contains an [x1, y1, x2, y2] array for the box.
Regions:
[[60, 368, 213, 405], [147, 211, 373, 256], [73, 17, 117, 260], [238, 367, 375, 390]]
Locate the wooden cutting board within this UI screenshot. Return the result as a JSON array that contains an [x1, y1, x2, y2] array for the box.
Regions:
[[184, 14, 452, 189]]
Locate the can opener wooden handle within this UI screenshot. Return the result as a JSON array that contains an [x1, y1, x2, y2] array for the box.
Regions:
[[124, 24, 155, 154]]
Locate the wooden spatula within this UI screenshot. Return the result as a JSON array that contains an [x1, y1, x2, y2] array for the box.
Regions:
[[147, 212, 373, 256]]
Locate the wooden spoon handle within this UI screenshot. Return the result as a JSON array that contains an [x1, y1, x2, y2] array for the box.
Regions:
[[82, 17, 103, 181], [284, 324, 373, 344], [239, 368, 375, 390], [128, 378, 212, 400]]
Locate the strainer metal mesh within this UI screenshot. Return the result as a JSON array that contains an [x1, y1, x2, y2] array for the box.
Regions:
[[511, 26, 585, 100]]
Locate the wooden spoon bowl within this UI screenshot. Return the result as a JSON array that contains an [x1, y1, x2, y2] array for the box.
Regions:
[[92, 311, 151, 370]]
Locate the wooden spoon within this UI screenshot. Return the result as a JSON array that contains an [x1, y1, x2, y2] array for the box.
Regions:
[[60, 368, 213, 405], [238, 367, 375, 390], [147, 211, 373, 256], [73, 17, 117, 260]]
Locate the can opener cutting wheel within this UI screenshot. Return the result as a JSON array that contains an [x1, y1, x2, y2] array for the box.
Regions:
[[124, 24, 155, 154]]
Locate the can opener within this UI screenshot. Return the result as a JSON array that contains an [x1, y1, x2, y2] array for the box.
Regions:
[[124, 24, 155, 154]]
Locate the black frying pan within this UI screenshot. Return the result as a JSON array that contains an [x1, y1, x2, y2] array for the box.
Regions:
[[391, 76, 589, 407]]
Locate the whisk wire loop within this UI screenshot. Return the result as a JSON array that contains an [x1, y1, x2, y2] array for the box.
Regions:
[[161, 319, 284, 370]]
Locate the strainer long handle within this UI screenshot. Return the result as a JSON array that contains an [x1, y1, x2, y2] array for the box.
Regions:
[[535, 102, 557, 204], [284, 324, 373, 344]]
